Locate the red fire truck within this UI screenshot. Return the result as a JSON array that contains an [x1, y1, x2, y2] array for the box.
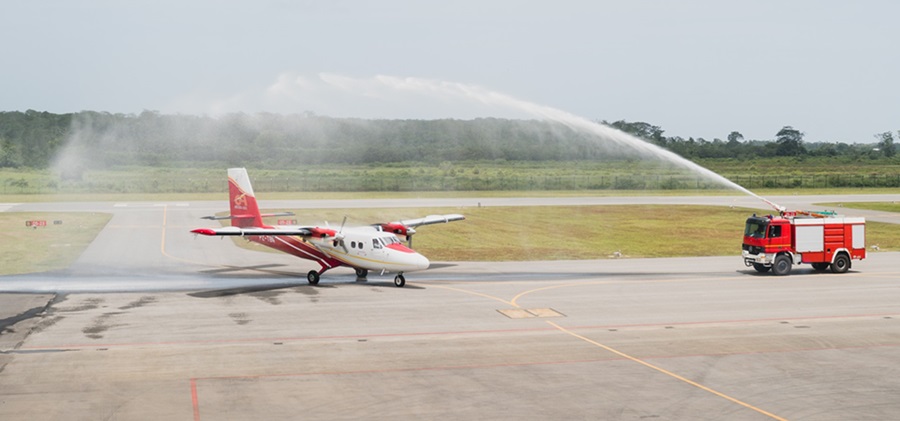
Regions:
[[742, 211, 866, 275]]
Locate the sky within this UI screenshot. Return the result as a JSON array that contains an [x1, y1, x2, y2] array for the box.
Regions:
[[2, 0, 898, 143]]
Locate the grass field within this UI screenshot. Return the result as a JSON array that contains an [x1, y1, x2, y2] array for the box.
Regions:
[[2, 202, 897, 277], [818, 202, 900, 213], [0, 212, 111, 275]]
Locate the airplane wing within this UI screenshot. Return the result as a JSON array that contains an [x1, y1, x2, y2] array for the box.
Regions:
[[376, 214, 466, 242], [191, 226, 340, 239], [395, 214, 466, 228]]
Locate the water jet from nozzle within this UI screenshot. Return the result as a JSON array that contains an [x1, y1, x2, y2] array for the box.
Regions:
[[350, 75, 789, 212]]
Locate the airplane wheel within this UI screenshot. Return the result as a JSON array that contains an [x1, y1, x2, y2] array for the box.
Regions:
[[355, 268, 368, 279], [394, 274, 406, 288], [307, 270, 320, 285]]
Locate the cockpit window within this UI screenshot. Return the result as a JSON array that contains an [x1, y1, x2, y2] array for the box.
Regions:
[[371, 237, 400, 249], [744, 218, 768, 238]]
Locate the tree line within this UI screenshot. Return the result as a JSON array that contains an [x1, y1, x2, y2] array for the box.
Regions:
[[605, 120, 897, 160], [0, 110, 896, 171]]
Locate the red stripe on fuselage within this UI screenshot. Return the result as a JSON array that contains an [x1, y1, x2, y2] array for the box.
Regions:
[[386, 243, 416, 253]]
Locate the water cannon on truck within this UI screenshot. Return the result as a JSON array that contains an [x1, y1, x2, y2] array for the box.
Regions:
[[741, 209, 866, 276]]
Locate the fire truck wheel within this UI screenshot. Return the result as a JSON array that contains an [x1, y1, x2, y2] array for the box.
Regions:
[[752, 263, 770, 273], [831, 254, 850, 274], [772, 255, 792, 276], [811, 263, 829, 272]]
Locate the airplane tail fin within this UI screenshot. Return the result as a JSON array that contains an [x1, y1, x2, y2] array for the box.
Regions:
[[227, 168, 265, 228]]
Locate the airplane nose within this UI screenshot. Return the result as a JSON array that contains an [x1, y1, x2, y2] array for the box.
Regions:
[[414, 253, 430, 271]]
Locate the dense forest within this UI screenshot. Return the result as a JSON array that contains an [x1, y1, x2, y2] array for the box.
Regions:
[[0, 110, 896, 172]]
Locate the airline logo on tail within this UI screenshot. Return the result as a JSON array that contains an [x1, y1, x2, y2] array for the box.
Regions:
[[233, 193, 248, 210]]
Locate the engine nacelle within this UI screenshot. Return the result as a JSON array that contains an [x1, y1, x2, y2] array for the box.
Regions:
[[379, 223, 415, 237], [308, 227, 339, 238]]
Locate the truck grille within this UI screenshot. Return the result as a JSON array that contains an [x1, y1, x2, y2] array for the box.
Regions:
[[742, 244, 763, 254]]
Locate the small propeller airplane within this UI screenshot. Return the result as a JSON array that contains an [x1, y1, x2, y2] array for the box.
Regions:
[[190, 168, 465, 287]]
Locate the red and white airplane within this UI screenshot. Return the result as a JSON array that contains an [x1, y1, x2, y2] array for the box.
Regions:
[[190, 168, 465, 287]]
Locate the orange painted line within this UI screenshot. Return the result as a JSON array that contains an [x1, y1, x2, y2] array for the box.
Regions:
[[548, 321, 789, 421], [427, 284, 516, 307]]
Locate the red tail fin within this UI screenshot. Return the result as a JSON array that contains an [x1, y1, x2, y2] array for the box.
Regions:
[[227, 168, 265, 228]]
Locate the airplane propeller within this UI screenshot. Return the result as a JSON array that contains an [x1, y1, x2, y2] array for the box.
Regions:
[[339, 216, 349, 253], [405, 227, 417, 248]]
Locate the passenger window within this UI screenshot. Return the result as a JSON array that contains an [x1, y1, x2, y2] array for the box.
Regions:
[[351, 241, 356, 248], [768, 225, 782, 238]]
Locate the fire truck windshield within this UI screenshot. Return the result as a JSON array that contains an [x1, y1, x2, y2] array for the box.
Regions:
[[744, 217, 768, 238]]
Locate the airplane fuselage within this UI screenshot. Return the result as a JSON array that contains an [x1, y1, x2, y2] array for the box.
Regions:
[[248, 226, 430, 274]]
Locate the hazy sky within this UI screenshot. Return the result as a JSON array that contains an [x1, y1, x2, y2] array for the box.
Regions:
[[2, 0, 897, 143]]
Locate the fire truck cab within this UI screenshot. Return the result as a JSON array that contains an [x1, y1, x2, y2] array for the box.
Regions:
[[741, 212, 866, 276]]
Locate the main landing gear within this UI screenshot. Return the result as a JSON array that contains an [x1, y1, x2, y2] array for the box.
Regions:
[[307, 270, 320, 285]]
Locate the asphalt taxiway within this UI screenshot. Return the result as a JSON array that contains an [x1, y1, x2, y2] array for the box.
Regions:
[[1, 195, 899, 420]]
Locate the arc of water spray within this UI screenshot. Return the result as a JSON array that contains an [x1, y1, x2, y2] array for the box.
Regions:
[[320, 74, 783, 213]]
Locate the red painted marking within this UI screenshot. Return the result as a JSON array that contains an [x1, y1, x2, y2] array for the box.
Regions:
[[190, 228, 217, 236], [191, 378, 200, 421]]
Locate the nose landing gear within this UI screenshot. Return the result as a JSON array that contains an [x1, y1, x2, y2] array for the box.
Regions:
[[394, 273, 406, 288]]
